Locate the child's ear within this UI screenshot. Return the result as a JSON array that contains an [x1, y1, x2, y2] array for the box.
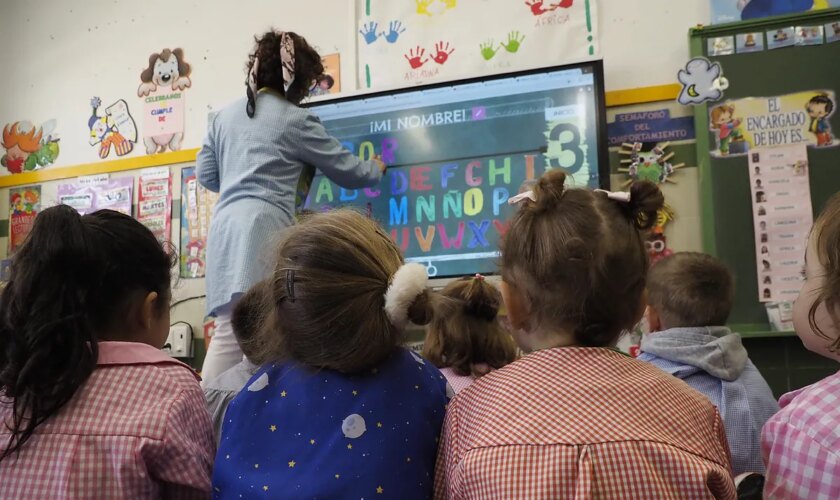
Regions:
[[646, 305, 662, 332], [500, 281, 529, 332], [139, 292, 160, 332]]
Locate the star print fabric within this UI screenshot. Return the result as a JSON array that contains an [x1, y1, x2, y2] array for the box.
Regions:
[[212, 348, 449, 499]]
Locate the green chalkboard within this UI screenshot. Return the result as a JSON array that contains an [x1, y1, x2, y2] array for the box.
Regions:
[[691, 9, 840, 332]]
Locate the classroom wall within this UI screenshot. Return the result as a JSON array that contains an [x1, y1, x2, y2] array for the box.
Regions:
[[0, 0, 712, 362]]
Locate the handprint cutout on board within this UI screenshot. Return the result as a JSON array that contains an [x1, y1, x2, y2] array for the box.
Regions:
[[381, 21, 406, 44], [431, 41, 455, 65], [416, 0, 434, 15], [501, 31, 525, 53], [359, 22, 380, 45], [551, 0, 574, 8], [479, 40, 500, 61], [525, 0, 555, 15], [404, 46, 428, 69]]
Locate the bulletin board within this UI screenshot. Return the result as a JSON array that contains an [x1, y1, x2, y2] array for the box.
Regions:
[[691, 9, 840, 334]]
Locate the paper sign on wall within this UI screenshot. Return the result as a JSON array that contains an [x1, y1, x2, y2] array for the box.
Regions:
[[137, 48, 191, 155], [749, 145, 811, 303], [357, 0, 598, 89], [58, 175, 134, 216], [709, 90, 837, 157], [137, 166, 172, 243], [9, 185, 41, 254], [179, 167, 219, 278]]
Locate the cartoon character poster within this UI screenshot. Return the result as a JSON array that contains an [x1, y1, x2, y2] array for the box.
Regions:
[[9, 186, 41, 254], [310, 53, 341, 97], [1, 121, 60, 174], [357, 0, 598, 89], [58, 175, 134, 216], [179, 167, 219, 278], [88, 97, 137, 159], [137, 166, 172, 244], [138, 48, 191, 154], [710, 90, 836, 157], [710, 0, 840, 24]]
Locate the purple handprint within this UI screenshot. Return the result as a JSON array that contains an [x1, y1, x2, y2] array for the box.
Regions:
[[359, 22, 380, 45], [381, 20, 406, 44]]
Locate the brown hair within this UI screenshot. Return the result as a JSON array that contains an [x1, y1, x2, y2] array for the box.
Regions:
[[249, 209, 434, 373], [231, 280, 271, 361], [246, 30, 324, 107], [808, 192, 840, 352], [423, 276, 518, 377], [500, 170, 663, 346], [647, 252, 734, 328], [710, 105, 734, 129]]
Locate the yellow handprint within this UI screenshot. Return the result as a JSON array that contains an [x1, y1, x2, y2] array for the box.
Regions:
[[444, 0, 457, 9], [416, 0, 433, 15]]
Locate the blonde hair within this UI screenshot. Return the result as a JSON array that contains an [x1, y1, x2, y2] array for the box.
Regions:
[[248, 209, 434, 373], [423, 276, 518, 377]]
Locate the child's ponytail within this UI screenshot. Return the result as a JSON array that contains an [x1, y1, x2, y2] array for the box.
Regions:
[[0, 206, 172, 461]]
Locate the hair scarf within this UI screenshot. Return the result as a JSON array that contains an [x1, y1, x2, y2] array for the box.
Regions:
[[246, 32, 296, 118]]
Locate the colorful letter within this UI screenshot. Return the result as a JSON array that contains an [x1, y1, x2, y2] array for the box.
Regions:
[[442, 190, 463, 219], [440, 163, 458, 189], [464, 188, 484, 216], [466, 161, 482, 187], [341, 140, 355, 154], [493, 219, 511, 238], [415, 226, 436, 252], [467, 220, 491, 248], [315, 177, 334, 203], [391, 170, 408, 195], [359, 141, 375, 161], [364, 187, 381, 198], [416, 195, 436, 223], [488, 157, 511, 186], [390, 228, 410, 252], [340, 188, 358, 201], [437, 222, 465, 249], [492, 187, 509, 216], [410, 166, 433, 191], [390, 196, 408, 225], [524, 154, 537, 181], [381, 137, 398, 165]]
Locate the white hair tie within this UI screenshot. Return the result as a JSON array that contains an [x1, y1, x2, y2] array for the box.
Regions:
[[595, 189, 631, 203], [384, 263, 428, 329]]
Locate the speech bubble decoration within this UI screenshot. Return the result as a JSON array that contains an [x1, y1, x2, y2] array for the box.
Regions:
[[677, 57, 729, 105]]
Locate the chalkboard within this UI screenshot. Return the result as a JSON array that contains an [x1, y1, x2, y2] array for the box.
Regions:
[[691, 9, 840, 332], [303, 63, 608, 278]]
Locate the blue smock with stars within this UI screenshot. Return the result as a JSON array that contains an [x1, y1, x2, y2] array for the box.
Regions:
[[212, 348, 450, 499]]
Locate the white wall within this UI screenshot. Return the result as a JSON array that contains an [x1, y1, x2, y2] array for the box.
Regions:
[[0, 0, 711, 168]]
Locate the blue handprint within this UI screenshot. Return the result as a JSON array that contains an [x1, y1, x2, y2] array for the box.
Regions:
[[359, 22, 380, 45], [381, 20, 406, 44]]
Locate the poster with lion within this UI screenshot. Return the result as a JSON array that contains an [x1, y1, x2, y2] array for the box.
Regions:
[[138, 48, 191, 154]]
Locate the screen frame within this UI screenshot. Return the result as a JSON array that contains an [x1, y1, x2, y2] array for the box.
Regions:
[[302, 60, 609, 282], [303, 59, 609, 189]]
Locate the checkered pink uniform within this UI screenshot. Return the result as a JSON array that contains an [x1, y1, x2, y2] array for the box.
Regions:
[[435, 348, 737, 499], [0, 342, 215, 499], [762, 370, 840, 500]]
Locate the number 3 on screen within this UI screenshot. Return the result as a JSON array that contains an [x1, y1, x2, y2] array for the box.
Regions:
[[546, 122, 585, 174]]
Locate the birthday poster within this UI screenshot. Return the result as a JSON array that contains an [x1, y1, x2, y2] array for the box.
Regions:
[[748, 145, 811, 303], [357, 0, 598, 89], [180, 167, 219, 278], [9, 185, 41, 254], [709, 90, 837, 157], [58, 174, 133, 216]]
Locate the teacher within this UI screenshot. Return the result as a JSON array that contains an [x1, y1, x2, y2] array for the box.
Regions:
[[197, 30, 384, 380]]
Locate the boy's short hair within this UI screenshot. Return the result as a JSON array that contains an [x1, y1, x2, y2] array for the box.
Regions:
[[231, 280, 271, 360], [647, 252, 734, 328]]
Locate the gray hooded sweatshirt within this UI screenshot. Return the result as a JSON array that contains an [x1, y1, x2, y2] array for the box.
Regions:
[[638, 326, 780, 476]]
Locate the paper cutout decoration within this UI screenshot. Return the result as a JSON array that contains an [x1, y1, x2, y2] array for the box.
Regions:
[[88, 97, 137, 159], [1, 121, 60, 174], [138, 48, 191, 154], [9, 185, 41, 254], [767, 27, 796, 49], [795, 25, 824, 46], [708, 36, 735, 56], [647, 204, 675, 267], [736, 32, 765, 53], [180, 167, 219, 278], [826, 22, 840, 43], [677, 58, 728, 106], [618, 142, 685, 187]]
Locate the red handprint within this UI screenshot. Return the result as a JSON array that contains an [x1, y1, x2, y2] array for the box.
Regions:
[[431, 41, 455, 65], [404, 46, 428, 69], [551, 0, 574, 8], [525, 0, 554, 15]]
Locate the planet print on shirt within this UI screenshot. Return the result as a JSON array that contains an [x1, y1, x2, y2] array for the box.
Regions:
[[341, 413, 367, 439], [247, 372, 269, 392]]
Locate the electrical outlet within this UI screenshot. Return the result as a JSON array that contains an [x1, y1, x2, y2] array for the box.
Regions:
[[165, 324, 193, 358]]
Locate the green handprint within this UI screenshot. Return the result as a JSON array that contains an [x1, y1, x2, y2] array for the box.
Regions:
[[501, 31, 525, 53], [479, 40, 499, 61]]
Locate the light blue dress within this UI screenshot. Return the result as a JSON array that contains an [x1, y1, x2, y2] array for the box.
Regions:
[[196, 90, 382, 314]]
